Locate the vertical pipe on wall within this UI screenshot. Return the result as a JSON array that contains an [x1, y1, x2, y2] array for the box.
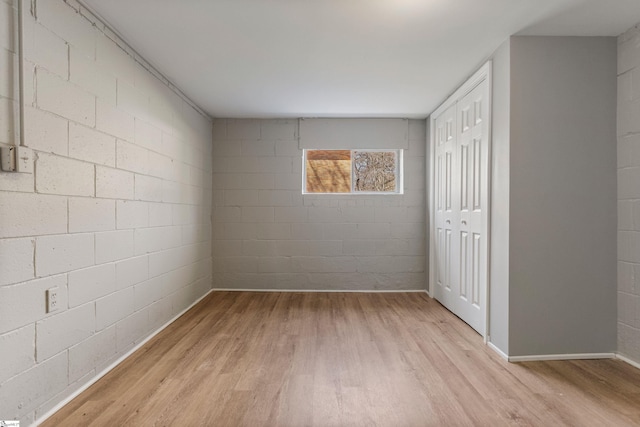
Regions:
[[17, 0, 25, 146]]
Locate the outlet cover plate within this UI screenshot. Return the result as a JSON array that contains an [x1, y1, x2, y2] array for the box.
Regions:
[[46, 287, 59, 313]]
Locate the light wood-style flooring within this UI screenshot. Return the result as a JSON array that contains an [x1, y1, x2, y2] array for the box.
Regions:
[[43, 291, 640, 426]]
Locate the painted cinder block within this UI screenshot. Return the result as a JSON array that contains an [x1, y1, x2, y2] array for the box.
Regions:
[[116, 139, 149, 174], [70, 47, 116, 104], [356, 223, 391, 240], [0, 0, 215, 421], [115, 309, 149, 352], [149, 202, 173, 227], [68, 263, 116, 307], [69, 122, 117, 167], [133, 275, 166, 311], [241, 206, 275, 223], [356, 256, 425, 273], [241, 240, 274, 257], [0, 275, 68, 335], [241, 140, 275, 157], [36, 153, 95, 197], [173, 204, 200, 226], [36, 233, 94, 277], [0, 237, 35, 286], [617, 134, 640, 169], [160, 225, 183, 250], [0, 97, 15, 143], [25, 23, 68, 79], [37, 0, 96, 59], [134, 227, 165, 255], [95, 229, 134, 264], [173, 278, 209, 314], [148, 92, 178, 135], [161, 179, 181, 203], [0, 1, 14, 54], [222, 189, 259, 207], [96, 33, 136, 83], [96, 287, 134, 331], [96, 99, 135, 141], [374, 206, 408, 223], [162, 265, 193, 294], [24, 106, 68, 156], [0, 324, 36, 384], [96, 165, 134, 200], [115, 255, 149, 290], [116, 200, 149, 229], [0, 351, 67, 421], [117, 79, 149, 119], [291, 256, 357, 273], [37, 69, 95, 126], [162, 132, 185, 162], [148, 297, 173, 330], [182, 223, 207, 245], [227, 119, 260, 140], [211, 119, 227, 140], [408, 119, 426, 142], [619, 26, 640, 75], [147, 248, 178, 278], [135, 174, 163, 202], [69, 197, 115, 233], [274, 173, 300, 190], [307, 240, 343, 256], [291, 223, 323, 240], [68, 325, 116, 383], [36, 302, 95, 361], [273, 207, 308, 223], [261, 119, 297, 140], [148, 151, 172, 180], [618, 167, 640, 200]]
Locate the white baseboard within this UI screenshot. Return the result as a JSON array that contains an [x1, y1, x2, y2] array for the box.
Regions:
[[211, 288, 429, 293], [33, 289, 214, 427], [507, 353, 616, 362], [487, 341, 509, 361], [617, 353, 640, 370]]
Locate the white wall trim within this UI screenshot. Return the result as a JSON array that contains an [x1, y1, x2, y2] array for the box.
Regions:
[[617, 353, 640, 370], [211, 288, 429, 293], [32, 289, 215, 427], [507, 353, 616, 363], [487, 341, 509, 361]]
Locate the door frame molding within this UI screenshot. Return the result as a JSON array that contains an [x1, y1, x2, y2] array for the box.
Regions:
[[428, 61, 493, 341]]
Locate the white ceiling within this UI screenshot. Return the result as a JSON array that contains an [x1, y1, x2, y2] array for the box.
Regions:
[[82, 0, 640, 119]]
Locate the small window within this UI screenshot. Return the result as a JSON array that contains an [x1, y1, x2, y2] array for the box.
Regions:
[[303, 149, 402, 194]]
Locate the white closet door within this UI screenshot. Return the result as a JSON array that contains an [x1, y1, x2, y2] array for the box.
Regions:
[[455, 82, 488, 336], [434, 104, 458, 312], [431, 64, 490, 337]]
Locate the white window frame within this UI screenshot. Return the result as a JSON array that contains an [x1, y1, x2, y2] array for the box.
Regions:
[[302, 149, 403, 195]]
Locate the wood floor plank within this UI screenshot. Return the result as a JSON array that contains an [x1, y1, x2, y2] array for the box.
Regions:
[[42, 292, 640, 427]]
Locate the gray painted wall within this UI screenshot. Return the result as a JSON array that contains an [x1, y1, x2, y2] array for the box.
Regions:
[[509, 36, 617, 356], [488, 39, 511, 354], [211, 119, 427, 291], [617, 24, 640, 363]]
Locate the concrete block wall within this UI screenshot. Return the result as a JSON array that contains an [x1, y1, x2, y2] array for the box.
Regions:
[[618, 24, 640, 364], [0, 0, 213, 424], [212, 119, 426, 291]]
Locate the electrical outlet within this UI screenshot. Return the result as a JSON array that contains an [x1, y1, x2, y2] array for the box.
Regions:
[[15, 146, 33, 173], [46, 287, 59, 313]]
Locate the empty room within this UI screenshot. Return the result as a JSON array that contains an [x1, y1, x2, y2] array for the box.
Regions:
[[2, 0, 640, 425]]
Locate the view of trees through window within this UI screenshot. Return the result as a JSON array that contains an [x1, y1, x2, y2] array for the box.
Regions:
[[304, 150, 400, 194]]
